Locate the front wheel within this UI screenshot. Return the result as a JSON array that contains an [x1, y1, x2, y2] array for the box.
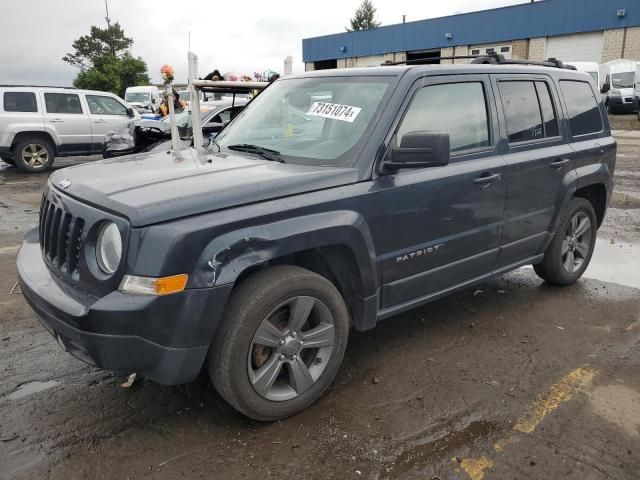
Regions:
[[209, 265, 350, 421], [534, 198, 597, 285]]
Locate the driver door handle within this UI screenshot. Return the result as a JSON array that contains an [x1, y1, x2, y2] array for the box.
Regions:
[[549, 158, 570, 168], [473, 172, 502, 185]]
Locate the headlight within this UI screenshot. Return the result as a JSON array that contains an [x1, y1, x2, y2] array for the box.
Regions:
[[96, 222, 122, 274]]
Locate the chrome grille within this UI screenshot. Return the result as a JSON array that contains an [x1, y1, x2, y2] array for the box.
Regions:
[[39, 195, 85, 276]]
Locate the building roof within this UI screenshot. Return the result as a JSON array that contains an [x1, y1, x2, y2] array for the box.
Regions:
[[302, 0, 640, 63]]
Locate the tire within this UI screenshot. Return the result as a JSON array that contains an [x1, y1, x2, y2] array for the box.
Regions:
[[533, 197, 597, 286], [13, 137, 55, 173], [208, 265, 350, 421]]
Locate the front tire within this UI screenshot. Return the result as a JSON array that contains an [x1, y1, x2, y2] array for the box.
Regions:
[[13, 137, 55, 173], [534, 198, 597, 285], [209, 266, 350, 421]]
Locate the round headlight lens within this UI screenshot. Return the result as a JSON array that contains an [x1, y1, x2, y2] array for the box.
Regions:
[[96, 222, 122, 274]]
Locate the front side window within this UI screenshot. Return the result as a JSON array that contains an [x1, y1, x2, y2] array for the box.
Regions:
[[44, 93, 83, 114], [559, 81, 603, 136], [397, 82, 490, 153], [215, 77, 394, 167], [3, 92, 37, 112], [86, 95, 128, 115]]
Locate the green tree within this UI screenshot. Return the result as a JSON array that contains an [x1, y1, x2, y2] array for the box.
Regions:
[[63, 23, 150, 97], [347, 0, 381, 31]]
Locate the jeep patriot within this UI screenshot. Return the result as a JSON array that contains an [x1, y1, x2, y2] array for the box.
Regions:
[[17, 61, 616, 420]]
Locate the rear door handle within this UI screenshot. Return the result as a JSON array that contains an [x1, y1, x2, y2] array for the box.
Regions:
[[473, 172, 502, 185], [549, 158, 570, 168], [94, 119, 107, 124], [49, 118, 63, 123]]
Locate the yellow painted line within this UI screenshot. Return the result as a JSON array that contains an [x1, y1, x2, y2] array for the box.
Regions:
[[513, 367, 596, 433], [0, 245, 21, 255], [459, 456, 493, 480], [454, 367, 597, 480]]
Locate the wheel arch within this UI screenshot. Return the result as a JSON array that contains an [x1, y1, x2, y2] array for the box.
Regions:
[[11, 131, 58, 155], [574, 183, 607, 227]]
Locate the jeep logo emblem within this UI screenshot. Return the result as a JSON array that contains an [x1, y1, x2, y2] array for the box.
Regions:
[[58, 179, 71, 189]]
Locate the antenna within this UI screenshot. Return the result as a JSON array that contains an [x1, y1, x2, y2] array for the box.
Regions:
[[188, 31, 191, 51], [104, 0, 111, 27]]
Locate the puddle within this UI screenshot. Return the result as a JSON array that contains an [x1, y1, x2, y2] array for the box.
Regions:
[[7, 380, 60, 400], [584, 238, 640, 289]]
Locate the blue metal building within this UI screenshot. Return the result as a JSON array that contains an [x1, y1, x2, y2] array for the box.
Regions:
[[302, 0, 640, 69]]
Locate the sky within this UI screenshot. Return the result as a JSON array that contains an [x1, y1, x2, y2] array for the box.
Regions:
[[0, 0, 528, 87]]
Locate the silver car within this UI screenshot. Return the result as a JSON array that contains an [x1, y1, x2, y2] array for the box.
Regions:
[[0, 86, 138, 172]]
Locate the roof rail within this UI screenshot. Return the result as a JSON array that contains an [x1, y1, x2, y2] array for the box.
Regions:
[[381, 53, 577, 70], [0, 84, 76, 89], [191, 79, 268, 93]]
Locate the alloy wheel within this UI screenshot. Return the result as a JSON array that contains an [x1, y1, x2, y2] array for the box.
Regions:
[[248, 296, 335, 402], [21, 143, 49, 169], [561, 212, 592, 273]]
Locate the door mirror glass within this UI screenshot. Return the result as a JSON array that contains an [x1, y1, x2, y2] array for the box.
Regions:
[[600, 83, 610, 94], [126, 107, 135, 117], [382, 131, 450, 173]]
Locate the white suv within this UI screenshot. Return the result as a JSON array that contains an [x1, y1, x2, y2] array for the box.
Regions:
[[0, 86, 138, 172]]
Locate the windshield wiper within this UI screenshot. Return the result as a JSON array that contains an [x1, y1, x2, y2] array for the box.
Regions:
[[227, 144, 284, 163]]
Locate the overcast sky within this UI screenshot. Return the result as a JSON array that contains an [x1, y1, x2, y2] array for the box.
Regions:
[[0, 0, 527, 86]]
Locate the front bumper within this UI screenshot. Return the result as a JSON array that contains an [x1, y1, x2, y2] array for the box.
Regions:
[[608, 96, 637, 112], [17, 229, 232, 384]]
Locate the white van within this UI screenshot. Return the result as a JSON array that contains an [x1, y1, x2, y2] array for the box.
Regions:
[[600, 59, 640, 114], [124, 86, 161, 113], [565, 61, 600, 86]]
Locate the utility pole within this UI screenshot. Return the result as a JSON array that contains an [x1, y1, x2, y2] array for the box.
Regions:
[[104, 0, 115, 56]]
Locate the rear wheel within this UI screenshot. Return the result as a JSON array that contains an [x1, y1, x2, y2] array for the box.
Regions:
[[534, 198, 597, 285], [209, 265, 349, 421], [13, 137, 55, 173]]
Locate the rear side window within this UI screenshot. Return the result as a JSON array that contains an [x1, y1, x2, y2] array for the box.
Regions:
[[3, 92, 37, 112], [44, 93, 83, 114], [559, 81, 603, 136], [397, 82, 490, 153], [499, 80, 559, 143]]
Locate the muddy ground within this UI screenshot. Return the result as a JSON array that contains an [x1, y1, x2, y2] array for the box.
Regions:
[[0, 131, 639, 480]]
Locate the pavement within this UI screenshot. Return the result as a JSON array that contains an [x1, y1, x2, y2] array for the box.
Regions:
[[0, 136, 639, 480]]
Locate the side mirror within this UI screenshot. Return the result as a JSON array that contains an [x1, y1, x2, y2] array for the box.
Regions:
[[202, 121, 225, 135], [152, 98, 157, 104], [126, 107, 135, 117], [600, 83, 610, 94], [382, 131, 450, 174]]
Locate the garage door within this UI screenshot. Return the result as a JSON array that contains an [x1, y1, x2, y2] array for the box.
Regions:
[[546, 32, 603, 63]]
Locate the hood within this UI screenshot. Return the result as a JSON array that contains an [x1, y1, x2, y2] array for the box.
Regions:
[[136, 119, 171, 133], [49, 149, 359, 227]]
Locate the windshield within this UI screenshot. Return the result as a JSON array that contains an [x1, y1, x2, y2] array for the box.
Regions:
[[214, 76, 394, 167], [612, 71, 634, 89], [125, 92, 150, 103]]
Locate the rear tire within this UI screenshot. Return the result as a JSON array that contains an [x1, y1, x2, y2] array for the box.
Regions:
[[208, 265, 349, 421], [13, 137, 55, 173], [533, 197, 597, 285]]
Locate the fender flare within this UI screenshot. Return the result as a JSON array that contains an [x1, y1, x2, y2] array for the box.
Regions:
[[188, 210, 379, 298]]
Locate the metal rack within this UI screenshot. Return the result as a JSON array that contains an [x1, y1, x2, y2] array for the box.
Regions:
[[382, 53, 577, 70]]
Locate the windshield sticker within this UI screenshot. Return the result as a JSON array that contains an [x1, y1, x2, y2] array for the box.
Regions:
[[306, 102, 361, 123]]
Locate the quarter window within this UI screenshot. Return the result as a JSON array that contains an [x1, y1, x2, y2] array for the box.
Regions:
[[559, 81, 603, 136], [3, 92, 37, 112], [44, 93, 83, 114], [397, 82, 490, 153], [499, 81, 559, 143], [86, 95, 128, 115]]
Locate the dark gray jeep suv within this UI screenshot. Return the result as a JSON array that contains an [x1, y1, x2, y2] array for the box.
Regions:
[[17, 60, 616, 420]]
